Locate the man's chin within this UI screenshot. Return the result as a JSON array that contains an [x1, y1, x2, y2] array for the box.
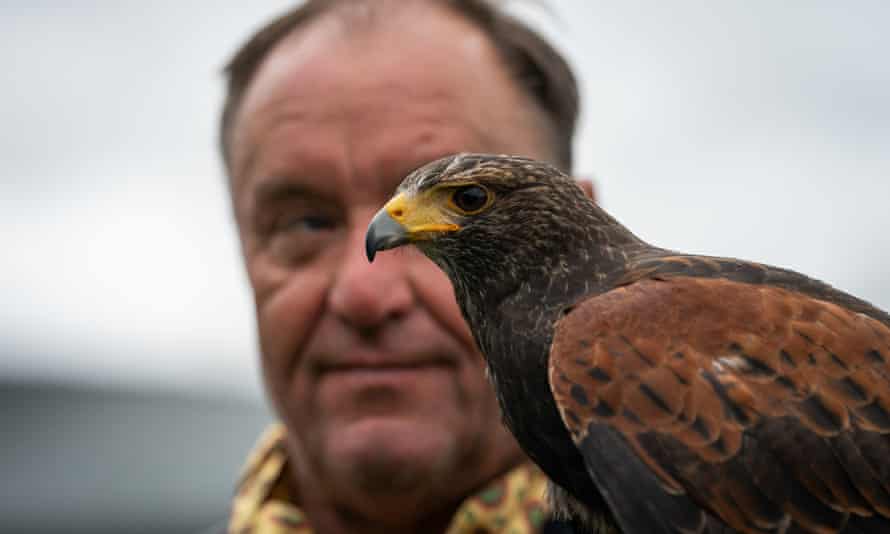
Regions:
[[324, 416, 463, 494]]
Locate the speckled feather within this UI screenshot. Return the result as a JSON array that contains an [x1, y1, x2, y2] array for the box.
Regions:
[[385, 154, 890, 534]]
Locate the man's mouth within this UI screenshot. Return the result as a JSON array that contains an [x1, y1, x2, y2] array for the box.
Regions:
[[314, 362, 455, 405], [323, 360, 452, 373], [317, 352, 455, 374]]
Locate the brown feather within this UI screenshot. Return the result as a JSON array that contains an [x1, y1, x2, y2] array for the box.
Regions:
[[550, 276, 890, 533]]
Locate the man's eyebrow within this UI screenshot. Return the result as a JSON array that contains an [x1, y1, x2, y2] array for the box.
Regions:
[[252, 178, 321, 207]]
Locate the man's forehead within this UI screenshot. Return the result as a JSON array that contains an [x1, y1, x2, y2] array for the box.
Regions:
[[242, 119, 486, 197], [229, 1, 553, 200], [235, 2, 509, 128]]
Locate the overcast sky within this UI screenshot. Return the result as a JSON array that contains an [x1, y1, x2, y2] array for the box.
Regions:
[[2, 1, 888, 402]]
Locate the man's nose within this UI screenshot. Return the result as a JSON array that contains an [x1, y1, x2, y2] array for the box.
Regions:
[[327, 219, 414, 332]]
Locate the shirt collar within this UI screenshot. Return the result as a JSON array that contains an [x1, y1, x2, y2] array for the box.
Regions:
[[228, 424, 550, 534]]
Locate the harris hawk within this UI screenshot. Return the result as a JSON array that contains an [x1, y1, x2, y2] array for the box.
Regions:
[[364, 154, 890, 534]]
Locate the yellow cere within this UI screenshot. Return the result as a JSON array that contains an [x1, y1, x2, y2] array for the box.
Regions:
[[384, 190, 460, 237]]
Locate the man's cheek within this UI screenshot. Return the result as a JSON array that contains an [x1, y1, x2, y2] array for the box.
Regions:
[[409, 260, 476, 351], [257, 271, 330, 387]]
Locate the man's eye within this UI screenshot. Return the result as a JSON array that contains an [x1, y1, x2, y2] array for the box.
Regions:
[[266, 212, 341, 266], [279, 215, 335, 232]]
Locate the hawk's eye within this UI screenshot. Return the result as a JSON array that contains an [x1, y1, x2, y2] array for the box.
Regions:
[[451, 185, 490, 214]]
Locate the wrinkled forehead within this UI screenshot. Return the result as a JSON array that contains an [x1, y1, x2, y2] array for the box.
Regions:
[[230, 3, 555, 181], [235, 2, 507, 134]]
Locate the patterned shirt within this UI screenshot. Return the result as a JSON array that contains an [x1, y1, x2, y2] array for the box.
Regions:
[[228, 424, 553, 534]]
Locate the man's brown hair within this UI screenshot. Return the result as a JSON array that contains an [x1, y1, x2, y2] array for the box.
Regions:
[[220, 0, 580, 172]]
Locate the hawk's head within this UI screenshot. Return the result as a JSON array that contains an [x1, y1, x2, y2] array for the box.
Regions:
[[365, 153, 591, 267]]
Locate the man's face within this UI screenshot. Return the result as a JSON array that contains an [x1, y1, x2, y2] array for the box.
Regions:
[[230, 3, 551, 510]]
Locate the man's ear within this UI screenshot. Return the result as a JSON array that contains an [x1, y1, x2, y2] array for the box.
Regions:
[[575, 178, 597, 203]]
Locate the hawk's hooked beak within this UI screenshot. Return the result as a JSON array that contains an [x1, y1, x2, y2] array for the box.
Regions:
[[365, 191, 459, 262], [365, 209, 407, 263]]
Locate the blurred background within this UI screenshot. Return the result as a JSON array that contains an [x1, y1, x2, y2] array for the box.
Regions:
[[2, 1, 888, 532]]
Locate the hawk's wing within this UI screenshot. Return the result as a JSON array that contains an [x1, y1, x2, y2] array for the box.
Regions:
[[549, 275, 890, 533]]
